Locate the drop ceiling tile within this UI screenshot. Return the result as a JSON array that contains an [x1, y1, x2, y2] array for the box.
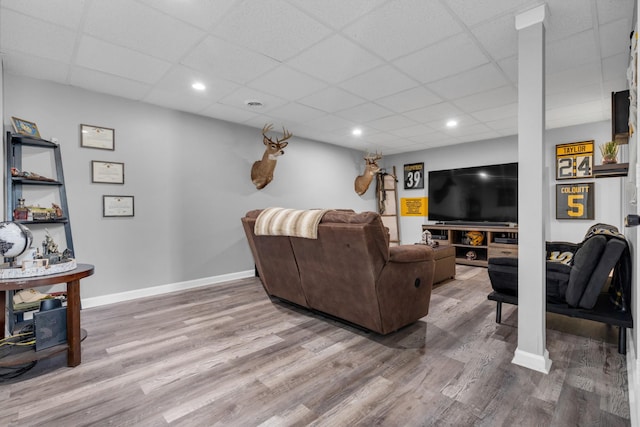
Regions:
[[212, 0, 332, 61], [266, 102, 327, 123], [218, 86, 288, 112], [365, 115, 418, 132], [375, 86, 442, 113], [486, 116, 518, 133], [335, 103, 394, 123], [596, 0, 636, 25], [404, 102, 464, 123], [182, 36, 280, 84], [298, 87, 366, 113], [546, 30, 599, 74], [453, 85, 517, 113], [389, 124, 435, 139], [288, 34, 383, 84], [394, 33, 490, 84], [427, 64, 508, 100], [247, 65, 328, 100], [602, 52, 631, 83], [471, 13, 517, 61], [497, 56, 518, 83], [342, 0, 462, 60], [137, 0, 239, 30], [144, 91, 214, 114], [3, 53, 70, 84], [546, 84, 602, 109], [546, 62, 602, 94], [426, 114, 479, 133], [75, 36, 172, 84], [446, 123, 494, 138], [339, 65, 419, 101], [599, 18, 634, 58], [1, 0, 85, 29], [291, 0, 386, 29], [200, 103, 260, 124], [305, 115, 356, 132], [545, 0, 593, 42], [470, 103, 517, 122], [149, 65, 240, 101], [68, 67, 152, 101], [1, 9, 76, 62], [84, 0, 205, 62], [445, 0, 536, 26]]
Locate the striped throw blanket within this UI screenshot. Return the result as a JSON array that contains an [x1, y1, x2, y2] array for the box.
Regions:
[[254, 207, 330, 239]]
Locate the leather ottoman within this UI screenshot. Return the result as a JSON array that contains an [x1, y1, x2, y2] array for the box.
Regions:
[[431, 245, 456, 284]]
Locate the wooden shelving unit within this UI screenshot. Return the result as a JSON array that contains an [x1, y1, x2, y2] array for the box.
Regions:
[[422, 224, 518, 267]]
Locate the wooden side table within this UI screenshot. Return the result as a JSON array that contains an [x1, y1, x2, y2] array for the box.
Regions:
[[0, 263, 94, 367]]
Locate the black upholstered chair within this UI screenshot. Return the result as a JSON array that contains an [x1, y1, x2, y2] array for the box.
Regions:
[[487, 224, 632, 354]]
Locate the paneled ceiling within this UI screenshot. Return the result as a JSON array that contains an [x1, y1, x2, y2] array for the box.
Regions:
[[0, 0, 635, 154]]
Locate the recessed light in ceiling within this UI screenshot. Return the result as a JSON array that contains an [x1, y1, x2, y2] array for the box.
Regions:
[[352, 128, 362, 136], [245, 99, 264, 108], [192, 82, 206, 91], [446, 119, 458, 128]]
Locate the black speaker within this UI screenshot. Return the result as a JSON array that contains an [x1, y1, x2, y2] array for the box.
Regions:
[[33, 306, 67, 351], [612, 90, 630, 140]]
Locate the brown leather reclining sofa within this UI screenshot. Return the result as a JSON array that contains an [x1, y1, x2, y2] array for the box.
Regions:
[[241, 209, 436, 334]]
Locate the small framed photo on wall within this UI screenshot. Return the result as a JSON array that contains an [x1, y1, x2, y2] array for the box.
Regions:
[[92, 161, 124, 184], [81, 124, 115, 150], [103, 195, 134, 217]]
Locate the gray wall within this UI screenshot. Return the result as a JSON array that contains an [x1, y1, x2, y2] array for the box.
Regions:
[[3, 74, 375, 300], [387, 120, 622, 245]]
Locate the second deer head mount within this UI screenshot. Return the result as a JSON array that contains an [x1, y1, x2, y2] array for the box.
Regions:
[[354, 152, 383, 195], [251, 124, 293, 190]]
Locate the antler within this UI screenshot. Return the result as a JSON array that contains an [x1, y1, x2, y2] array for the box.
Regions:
[[277, 126, 293, 143], [262, 124, 293, 143], [364, 151, 383, 162], [262, 123, 274, 138]]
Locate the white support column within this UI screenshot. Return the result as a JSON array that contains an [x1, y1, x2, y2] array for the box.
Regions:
[[512, 4, 552, 374]]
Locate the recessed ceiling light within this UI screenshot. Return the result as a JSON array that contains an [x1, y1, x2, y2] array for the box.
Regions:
[[192, 82, 206, 91], [352, 128, 362, 136], [446, 119, 458, 128], [245, 99, 264, 108]]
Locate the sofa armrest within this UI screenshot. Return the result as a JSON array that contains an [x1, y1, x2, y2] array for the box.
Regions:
[[389, 245, 434, 263]]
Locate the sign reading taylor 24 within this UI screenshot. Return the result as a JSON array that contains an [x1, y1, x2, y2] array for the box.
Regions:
[[556, 183, 594, 219], [556, 140, 594, 180]]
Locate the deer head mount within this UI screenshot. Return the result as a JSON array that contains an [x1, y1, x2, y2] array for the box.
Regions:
[[354, 152, 382, 195], [251, 124, 293, 190]]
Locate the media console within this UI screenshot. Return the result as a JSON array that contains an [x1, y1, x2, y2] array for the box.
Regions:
[[422, 224, 518, 267]]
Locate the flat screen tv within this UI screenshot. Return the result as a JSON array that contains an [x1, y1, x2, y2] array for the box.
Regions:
[[428, 162, 518, 224]]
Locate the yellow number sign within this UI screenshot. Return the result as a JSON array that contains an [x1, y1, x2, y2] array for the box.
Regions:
[[556, 183, 594, 219], [401, 197, 428, 216], [556, 141, 594, 179]]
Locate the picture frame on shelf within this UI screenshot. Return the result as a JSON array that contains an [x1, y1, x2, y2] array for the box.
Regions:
[[103, 195, 134, 217], [91, 161, 124, 184], [11, 117, 41, 138], [81, 124, 115, 150]]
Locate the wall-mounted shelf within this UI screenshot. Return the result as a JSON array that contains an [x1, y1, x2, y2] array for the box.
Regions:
[[593, 163, 629, 178]]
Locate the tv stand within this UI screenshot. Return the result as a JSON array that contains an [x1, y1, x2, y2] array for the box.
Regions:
[[423, 224, 518, 267]]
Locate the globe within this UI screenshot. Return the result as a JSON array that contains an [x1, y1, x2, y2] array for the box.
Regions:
[[0, 222, 33, 258]]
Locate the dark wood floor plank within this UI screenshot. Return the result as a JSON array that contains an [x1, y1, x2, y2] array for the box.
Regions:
[[1, 266, 630, 426]]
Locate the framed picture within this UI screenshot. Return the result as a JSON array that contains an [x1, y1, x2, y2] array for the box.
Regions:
[[556, 140, 594, 180], [11, 117, 40, 138], [556, 183, 594, 219], [81, 124, 115, 150], [103, 195, 134, 217], [92, 161, 124, 184], [404, 163, 424, 189]]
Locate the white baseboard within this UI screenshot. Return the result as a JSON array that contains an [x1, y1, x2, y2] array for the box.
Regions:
[[81, 269, 255, 309], [627, 330, 639, 427], [512, 348, 552, 374]]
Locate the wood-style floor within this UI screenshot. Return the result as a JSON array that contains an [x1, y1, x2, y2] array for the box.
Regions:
[[0, 266, 630, 426]]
